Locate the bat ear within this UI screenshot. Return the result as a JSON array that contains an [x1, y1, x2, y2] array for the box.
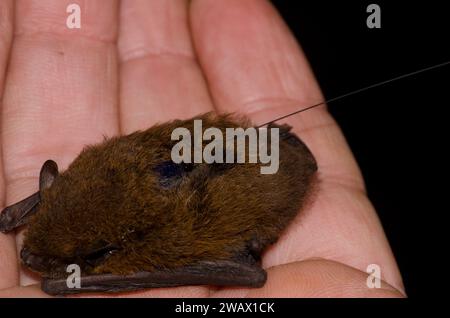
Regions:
[[39, 160, 59, 191]]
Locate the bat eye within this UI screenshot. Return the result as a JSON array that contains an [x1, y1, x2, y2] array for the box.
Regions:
[[154, 161, 194, 188], [83, 243, 120, 267]]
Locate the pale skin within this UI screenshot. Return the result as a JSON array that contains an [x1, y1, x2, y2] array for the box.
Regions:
[[0, 0, 404, 297]]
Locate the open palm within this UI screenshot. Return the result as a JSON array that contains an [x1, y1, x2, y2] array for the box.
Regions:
[[0, 0, 403, 297]]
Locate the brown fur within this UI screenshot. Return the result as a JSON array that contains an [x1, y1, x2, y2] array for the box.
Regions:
[[22, 113, 317, 278]]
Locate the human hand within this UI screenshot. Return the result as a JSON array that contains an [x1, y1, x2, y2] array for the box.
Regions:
[[0, 0, 404, 297]]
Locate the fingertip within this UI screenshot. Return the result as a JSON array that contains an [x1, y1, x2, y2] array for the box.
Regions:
[[0, 283, 51, 297], [247, 259, 405, 298]]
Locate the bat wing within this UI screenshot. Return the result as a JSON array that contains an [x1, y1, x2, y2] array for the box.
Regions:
[[0, 191, 40, 233], [0, 160, 58, 233], [41, 260, 267, 295]]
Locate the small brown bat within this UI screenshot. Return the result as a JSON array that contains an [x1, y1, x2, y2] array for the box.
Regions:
[[0, 113, 317, 295]]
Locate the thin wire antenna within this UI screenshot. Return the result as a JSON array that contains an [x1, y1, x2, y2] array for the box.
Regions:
[[258, 60, 450, 127]]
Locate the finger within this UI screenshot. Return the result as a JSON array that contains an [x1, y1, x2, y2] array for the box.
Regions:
[[191, 0, 361, 184], [191, 0, 361, 182], [69, 286, 210, 298], [0, 0, 18, 290], [213, 259, 404, 298], [190, 0, 403, 292], [0, 284, 50, 297], [118, 0, 213, 134], [117, 0, 214, 298], [2, 0, 120, 286]]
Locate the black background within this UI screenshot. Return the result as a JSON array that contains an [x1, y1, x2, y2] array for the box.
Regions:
[[271, 0, 449, 298]]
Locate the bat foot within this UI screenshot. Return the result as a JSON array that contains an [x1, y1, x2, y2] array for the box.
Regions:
[[245, 236, 277, 263]]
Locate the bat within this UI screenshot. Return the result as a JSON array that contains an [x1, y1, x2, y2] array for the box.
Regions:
[[0, 113, 317, 295]]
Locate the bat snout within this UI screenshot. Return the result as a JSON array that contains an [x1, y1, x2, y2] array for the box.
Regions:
[[21, 247, 55, 273], [21, 248, 42, 270]]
